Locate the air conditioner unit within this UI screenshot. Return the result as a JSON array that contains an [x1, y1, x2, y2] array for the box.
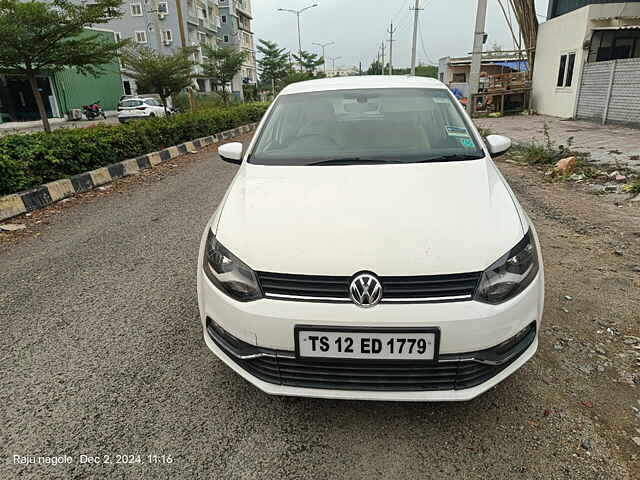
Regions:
[[163, 39, 172, 46], [159, 13, 166, 20], [70, 109, 82, 120]]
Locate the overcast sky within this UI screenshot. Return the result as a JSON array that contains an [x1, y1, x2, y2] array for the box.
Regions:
[[252, 0, 550, 69]]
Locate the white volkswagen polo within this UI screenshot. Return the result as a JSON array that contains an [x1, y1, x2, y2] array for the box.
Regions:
[[197, 76, 544, 401]]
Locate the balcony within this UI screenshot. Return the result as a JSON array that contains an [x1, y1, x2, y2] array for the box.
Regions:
[[235, 0, 251, 18]]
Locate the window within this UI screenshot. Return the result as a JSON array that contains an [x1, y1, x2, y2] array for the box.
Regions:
[[223, 35, 229, 43], [158, 2, 168, 14], [452, 72, 466, 83], [135, 30, 148, 44], [250, 88, 483, 166], [439, 73, 444, 82], [556, 52, 576, 88], [221, 15, 227, 23], [588, 29, 640, 62], [121, 99, 143, 108], [163, 29, 173, 42], [198, 32, 207, 45], [130, 3, 143, 16], [123, 80, 132, 96]]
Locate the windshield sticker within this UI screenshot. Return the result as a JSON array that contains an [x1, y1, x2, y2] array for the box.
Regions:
[[432, 97, 450, 104], [460, 138, 475, 148], [445, 125, 470, 137]]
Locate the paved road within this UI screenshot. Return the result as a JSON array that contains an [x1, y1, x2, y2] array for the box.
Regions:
[[1, 142, 638, 479]]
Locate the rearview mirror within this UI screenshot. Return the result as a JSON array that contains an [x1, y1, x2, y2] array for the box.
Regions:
[[218, 142, 243, 164], [485, 135, 512, 158]]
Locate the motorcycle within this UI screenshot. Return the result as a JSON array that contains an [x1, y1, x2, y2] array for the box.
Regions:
[[82, 100, 107, 120]]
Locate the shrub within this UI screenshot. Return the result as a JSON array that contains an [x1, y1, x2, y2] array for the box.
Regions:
[[510, 123, 579, 165], [0, 102, 268, 195]]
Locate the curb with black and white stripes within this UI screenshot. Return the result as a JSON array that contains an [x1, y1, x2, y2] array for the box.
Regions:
[[0, 123, 258, 222]]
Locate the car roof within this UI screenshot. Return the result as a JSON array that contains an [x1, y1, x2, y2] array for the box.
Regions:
[[279, 75, 447, 96]]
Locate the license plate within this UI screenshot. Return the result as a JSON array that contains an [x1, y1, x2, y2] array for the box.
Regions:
[[295, 327, 439, 361]]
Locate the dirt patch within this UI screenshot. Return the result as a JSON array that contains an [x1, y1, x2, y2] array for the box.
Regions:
[[496, 158, 640, 477]]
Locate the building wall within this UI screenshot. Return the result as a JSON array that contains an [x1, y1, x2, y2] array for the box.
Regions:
[[77, 0, 221, 93], [547, 0, 640, 19], [219, 0, 256, 97], [532, 2, 640, 118], [53, 31, 124, 113], [532, 6, 590, 118]]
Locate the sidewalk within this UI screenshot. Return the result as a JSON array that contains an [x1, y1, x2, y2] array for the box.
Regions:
[[474, 115, 640, 172], [0, 112, 119, 136]]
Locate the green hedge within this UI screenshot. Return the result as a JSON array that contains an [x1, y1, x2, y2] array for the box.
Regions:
[[0, 102, 269, 195]]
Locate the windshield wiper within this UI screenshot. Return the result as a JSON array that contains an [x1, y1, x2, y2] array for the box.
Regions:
[[411, 154, 484, 163], [309, 157, 405, 166]]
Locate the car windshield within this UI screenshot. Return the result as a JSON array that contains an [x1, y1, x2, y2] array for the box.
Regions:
[[249, 88, 484, 166], [121, 100, 143, 108]]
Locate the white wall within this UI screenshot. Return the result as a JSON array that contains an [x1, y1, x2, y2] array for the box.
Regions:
[[532, 2, 640, 118], [532, 6, 590, 118]]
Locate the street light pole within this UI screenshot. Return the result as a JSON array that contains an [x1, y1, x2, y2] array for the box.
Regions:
[[278, 4, 318, 70], [313, 41, 335, 74]]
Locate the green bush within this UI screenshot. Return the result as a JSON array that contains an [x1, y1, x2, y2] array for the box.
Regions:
[[0, 103, 268, 195]]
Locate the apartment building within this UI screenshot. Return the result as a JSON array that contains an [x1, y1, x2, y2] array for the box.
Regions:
[[98, 0, 222, 94], [218, 0, 257, 97]]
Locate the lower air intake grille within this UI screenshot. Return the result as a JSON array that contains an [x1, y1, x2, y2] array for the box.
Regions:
[[206, 319, 535, 392]]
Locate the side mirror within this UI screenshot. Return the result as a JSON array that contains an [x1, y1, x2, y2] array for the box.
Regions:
[[485, 135, 512, 158], [218, 142, 243, 164]]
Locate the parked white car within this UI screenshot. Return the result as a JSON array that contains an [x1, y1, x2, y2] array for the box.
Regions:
[[197, 76, 544, 401], [117, 97, 166, 123]]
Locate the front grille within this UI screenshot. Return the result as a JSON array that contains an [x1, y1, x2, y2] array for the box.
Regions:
[[256, 271, 482, 303], [206, 319, 536, 392]]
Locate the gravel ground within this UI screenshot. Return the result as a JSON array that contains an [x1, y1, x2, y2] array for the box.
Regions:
[[1, 139, 639, 479]]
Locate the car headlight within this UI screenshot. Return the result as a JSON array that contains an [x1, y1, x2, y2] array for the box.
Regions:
[[203, 230, 262, 302], [475, 229, 539, 304]]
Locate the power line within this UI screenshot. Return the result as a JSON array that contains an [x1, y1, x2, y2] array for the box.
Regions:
[[391, 0, 412, 25], [418, 19, 435, 65]]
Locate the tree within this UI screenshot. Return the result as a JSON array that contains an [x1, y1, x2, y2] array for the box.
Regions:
[[489, 42, 504, 56], [257, 39, 288, 93], [0, 0, 128, 132], [367, 60, 383, 75], [201, 45, 247, 101], [292, 50, 323, 75], [392, 65, 437, 78], [121, 46, 197, 114]]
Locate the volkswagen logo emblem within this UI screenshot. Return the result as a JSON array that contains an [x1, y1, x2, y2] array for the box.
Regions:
[[350, 273, 382, 308]]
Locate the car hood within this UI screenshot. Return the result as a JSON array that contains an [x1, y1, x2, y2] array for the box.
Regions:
[[215, 160, 525, 276]]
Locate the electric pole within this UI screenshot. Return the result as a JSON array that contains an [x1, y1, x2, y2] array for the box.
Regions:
[[410, 0, 423, 75], [313, 41, 335, 74], [328, 56, 342, 76], [468, 0, 488, 111], [380, 41, 386, 75], [387, 21, 397, 75]]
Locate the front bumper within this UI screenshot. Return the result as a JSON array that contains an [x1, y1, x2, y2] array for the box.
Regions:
[[203, 318, 538, 401], [198, 267, 543, 401]]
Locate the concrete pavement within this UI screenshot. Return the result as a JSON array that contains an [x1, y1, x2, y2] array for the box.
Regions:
[[475, 114, 640, 172]]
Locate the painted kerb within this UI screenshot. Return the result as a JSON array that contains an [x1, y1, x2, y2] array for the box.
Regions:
[[0, 123, 258, 222]]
